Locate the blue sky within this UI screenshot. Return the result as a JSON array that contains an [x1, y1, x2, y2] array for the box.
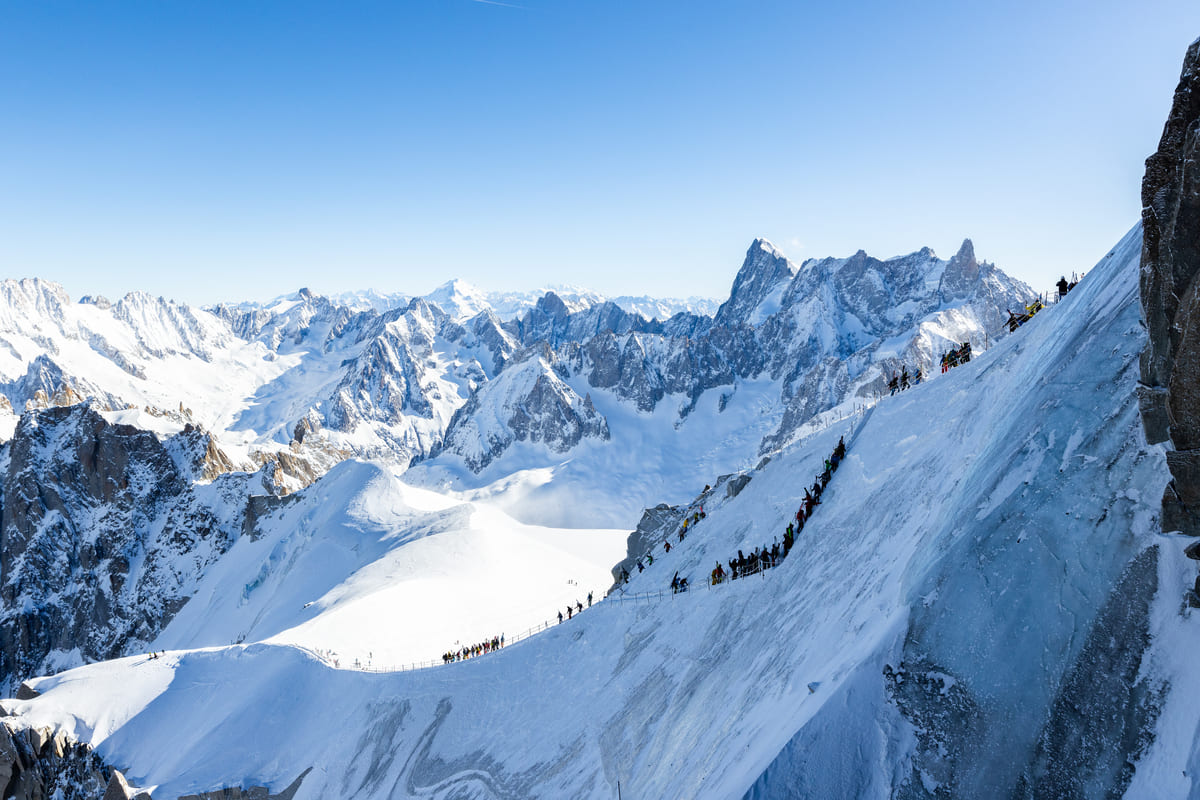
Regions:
[[1, 1, 1197, 306]]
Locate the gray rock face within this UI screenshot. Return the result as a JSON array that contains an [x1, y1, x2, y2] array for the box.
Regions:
[[611, 503, 685, 588], [103, 768, 153, 800], [0, 720, 114, 800], [435, 352, 610, 472], [508, 293, 658, 348], [0, 405, 262, 691], [713, 239, 798, 328], [1139, 37, 1200, 535]]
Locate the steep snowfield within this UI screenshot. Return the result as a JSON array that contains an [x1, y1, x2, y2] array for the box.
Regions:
[[151, 460, 628, 669], [9, 223, 1186, 799]]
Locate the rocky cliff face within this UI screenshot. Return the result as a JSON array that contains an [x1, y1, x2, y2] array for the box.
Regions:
[[435, 352, 610, 471], [0, 717, 115, 800], [0, 405, 265, 691], [1139, 37, 1200, 537]]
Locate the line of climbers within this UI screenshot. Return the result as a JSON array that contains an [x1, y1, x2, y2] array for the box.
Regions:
[[443, 634, 505, 664], [615, 505, 709, 585], [940, 341, 972, 373], [711, 435, 847, 586], [557, 591, 594, 623], [888, 366, 923, 395], [666, 506, 706, 553]]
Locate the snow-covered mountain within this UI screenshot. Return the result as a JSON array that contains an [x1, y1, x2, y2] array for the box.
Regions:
[[483, 284, 720, 322], [0, 403, 265, 687], [0, 233, 1034, 695], [410, 237, 1033, 526], [0, 236, 1032, 530], [5, 220, 1187, 800]]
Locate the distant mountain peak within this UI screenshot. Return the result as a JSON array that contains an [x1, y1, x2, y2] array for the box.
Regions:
[[714, 238, 800, 327], [954, 238, 976, 262], [424, 278, 491, 322]]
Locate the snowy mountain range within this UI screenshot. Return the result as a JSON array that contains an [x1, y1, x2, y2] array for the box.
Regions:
[[3, 220, 1188, 800], [0, 234, 1035, 691], [0, 237, 1031, 521], [6, 228, 1160, 800], [238, 281, 720, 324]]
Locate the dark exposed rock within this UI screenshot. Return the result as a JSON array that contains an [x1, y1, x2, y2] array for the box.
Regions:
[[611, 504, 684, 589], [885, 659, 982, 798], [0, 720, 114, 800], [103, 769, 152, 800], [1139, 37, 1200, 534], [1135, 384, 1171, 444], [725, 474, 752, 499], [170, 425, 240, 483], [0, 404, 264, 691]]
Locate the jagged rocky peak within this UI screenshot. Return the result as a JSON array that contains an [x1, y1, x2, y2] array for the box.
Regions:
[[939, 238, 983, 299], [713, 238, 800, 327], [168, 423, 242, 483], [111, 290, 234, 361], [1139, 36, 1200, 535], [436, 352, 610, 472], [534, 291, 572, 326], [78, 294, 112, 310], [0, 279, 71, 331]]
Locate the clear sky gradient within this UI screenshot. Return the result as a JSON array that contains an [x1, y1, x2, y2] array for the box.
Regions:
[[2, 1, 1198, 306]]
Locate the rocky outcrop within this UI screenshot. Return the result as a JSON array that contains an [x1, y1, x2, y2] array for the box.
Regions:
[[611, 503, 684, 589], [713, 239, 798, 328], [0, 404, 265, 690], [436, 353, 610, 471], [103, 769, 153, 800], [168, 425, 242, 483], [1139, 37, 1200, 535], [0, 719, 116, 800]]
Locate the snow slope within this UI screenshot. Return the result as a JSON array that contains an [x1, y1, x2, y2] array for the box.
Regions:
[[8, 223, 1183, 799], [151, 459, 628, 669]]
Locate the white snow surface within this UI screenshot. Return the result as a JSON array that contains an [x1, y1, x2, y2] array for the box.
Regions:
[[9, 224, 1192, 799], [153, 460, 628, 669]]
